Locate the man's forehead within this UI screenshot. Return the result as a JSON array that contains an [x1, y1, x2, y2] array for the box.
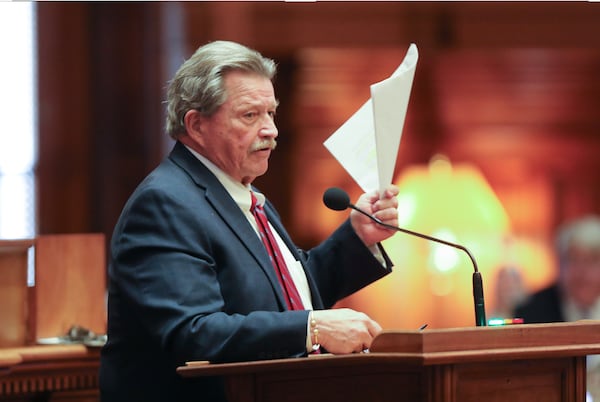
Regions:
[[224, 85, 278, 109], [223, 75, 276, 105]]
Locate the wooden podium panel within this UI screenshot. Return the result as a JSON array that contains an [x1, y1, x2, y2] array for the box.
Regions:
[[178, 321, 600, 402], [450, 358, 574, 402], [32, 233, 107, 341], [0, 234, 106, 347]]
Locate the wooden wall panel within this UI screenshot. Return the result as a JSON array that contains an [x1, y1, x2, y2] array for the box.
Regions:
[[86, 2, 169, 239], [37, 3, 93, 234], [36, 2, 174, 240]]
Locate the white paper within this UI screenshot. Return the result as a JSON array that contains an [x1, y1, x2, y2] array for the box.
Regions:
[[324, 44, 418, 193]]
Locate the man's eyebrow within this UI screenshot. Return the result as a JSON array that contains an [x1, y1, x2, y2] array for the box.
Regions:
[[236, 98, 279, 109]]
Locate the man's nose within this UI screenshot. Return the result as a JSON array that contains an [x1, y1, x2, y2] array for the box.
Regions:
[[260, 115, 278, 137]]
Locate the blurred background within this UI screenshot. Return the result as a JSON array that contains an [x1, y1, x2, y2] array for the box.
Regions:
[[2, 1, 600, 330]]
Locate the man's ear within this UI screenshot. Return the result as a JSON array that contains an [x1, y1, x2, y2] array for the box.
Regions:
[[183, 109, 205, 137]]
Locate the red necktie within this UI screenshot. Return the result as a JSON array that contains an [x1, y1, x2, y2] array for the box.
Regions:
[[250, 192, 304, 311]]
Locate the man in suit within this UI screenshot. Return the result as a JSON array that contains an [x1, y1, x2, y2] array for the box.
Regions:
[[514, 215, 600, 323], [99, 40, 400, 402]]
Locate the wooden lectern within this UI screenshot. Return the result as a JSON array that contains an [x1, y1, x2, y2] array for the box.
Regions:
[[177, 321, 600, 402]]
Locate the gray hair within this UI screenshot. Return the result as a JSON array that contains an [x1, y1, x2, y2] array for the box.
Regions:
[[165, 41, 277, 139], [556, 214, 600, 275]]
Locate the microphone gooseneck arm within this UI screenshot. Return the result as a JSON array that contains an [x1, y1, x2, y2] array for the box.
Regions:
[[323, 187, 486, 327], [350, 203, 486, 327], [349, 204, 479, 272]]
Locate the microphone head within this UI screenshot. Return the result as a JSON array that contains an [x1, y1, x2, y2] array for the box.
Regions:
[[323, 187, 351, 211]]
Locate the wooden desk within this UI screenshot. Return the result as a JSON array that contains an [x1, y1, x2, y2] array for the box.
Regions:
[[0, 345, 100, 402], [178, 321, 600, 402]]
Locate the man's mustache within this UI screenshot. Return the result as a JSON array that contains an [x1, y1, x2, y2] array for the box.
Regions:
[[251, 139, 277, 152]]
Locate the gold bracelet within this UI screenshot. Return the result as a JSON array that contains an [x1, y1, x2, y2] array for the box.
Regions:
[[310, 312, 320, 352]]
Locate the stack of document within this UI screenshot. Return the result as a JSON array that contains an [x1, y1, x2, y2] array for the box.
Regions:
[[324, 44, 419, 194]]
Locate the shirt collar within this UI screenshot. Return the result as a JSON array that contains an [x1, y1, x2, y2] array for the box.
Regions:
[[183, 144, 266, 211]]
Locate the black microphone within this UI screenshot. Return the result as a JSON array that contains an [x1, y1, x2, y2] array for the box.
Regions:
[[323, 187, 487, 327]]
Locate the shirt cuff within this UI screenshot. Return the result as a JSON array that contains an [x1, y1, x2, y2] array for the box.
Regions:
[[369, 243, 387, 266], [306, 314, 313, 352]]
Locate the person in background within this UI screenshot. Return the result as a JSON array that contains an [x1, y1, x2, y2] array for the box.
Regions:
[[514, 215, 600, 402], [99, 40, 400, 402], [514, 215, 600, 323]]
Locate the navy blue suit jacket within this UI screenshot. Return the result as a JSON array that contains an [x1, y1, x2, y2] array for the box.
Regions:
[[99, 142, 392, 402]]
